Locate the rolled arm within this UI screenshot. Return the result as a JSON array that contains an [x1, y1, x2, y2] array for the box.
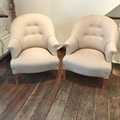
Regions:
[[7, 38, 22, 59], [65, 36, 79, 55], [105, 41, 117, 62], [47, 35, 60, 55]]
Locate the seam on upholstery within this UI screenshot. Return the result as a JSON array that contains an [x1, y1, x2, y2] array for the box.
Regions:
[[11, 37, 22, 50], [47, 34, 55, 43], [48, 34, 55, 38], [71, 35, 79, 44], [115, 30, 119, 44], [104, 41, 115, 52], [47, 34, 55, 47], [71, 35, 79, 49]]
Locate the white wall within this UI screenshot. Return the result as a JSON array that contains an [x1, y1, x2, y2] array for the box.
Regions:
[[1, 0, 119, 43]]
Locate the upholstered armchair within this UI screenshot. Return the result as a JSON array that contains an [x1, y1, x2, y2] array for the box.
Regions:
[[63, 15, 118, 89], [8, 13, 60, 84]]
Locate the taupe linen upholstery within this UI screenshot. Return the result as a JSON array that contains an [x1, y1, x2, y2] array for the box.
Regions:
[[8, 13, 59, 74], [63, 15, 118, 79]]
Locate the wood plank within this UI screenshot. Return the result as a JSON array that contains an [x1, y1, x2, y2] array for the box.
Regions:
[[0, 75, 18, 99], [0, 50, 120, 120], [0, 55, 11, 85], [93, 78, 108, 120], [31, 72, 63, 120], [14, 72, 53, 120], [0, 72, 45, 120], [0, 55, 11, 76], [0, 68, 7, 76], [0, 74, 33, 116], [0, 67, 12, 85], [45, 71, 75, 120], [0, 57, 7, 68], [62, 74, 85, 120], [1, 67, 12, 78], [76, 76, 97, 120], [0, 77, 7, 85], [108, 73, 120, 120]]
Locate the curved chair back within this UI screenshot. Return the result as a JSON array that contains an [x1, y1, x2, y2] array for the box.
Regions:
[[10, 13, 55, 51], [71, 15, 118, 53]]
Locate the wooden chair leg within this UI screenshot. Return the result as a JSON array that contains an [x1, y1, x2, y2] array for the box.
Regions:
[[102, 79, 108, 89], [52, 70, 58, 79], [14, 74, 19, 84], [63, 70, 66, 79], [55, 70, 58, 79]]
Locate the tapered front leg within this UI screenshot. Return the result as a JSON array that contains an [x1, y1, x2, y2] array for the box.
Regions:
[[14, 74, 19, 84]]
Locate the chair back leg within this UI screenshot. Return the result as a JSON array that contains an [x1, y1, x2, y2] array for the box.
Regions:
[[62, 70, 66, 80], [102, 79, 108, 89]]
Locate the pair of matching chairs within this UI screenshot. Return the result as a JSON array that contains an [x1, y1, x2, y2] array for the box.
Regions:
[[8, 13, 118, 89]]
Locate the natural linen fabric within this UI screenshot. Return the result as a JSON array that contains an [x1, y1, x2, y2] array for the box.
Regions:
[[8, 13, 59, 74], [63, 15, 118, 79], [11, 48, 59, 74], [63, 49, 111, 79]]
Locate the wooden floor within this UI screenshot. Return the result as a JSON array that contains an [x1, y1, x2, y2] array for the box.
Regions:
[[0, 50, 120, 120]]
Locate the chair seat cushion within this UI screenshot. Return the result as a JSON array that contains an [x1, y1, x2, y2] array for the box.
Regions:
[[11, 47, 59, 74], [63, 49, 111, 79]]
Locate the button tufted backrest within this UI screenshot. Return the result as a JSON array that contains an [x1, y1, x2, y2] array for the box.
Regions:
[[71, 15, 118, 53], [10, 13, 55, 51]]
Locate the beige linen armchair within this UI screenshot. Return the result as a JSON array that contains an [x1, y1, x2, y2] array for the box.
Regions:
[[63, 15, 118, 89], [8, 13, 60, 84]]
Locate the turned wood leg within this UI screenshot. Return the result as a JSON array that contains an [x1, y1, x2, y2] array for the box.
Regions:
[[63, 70, 66, 79], [55, 70, 58, 79], [102, 79, 108, 89], [14, 74, 19, 84], [52, 70, 58, 79]]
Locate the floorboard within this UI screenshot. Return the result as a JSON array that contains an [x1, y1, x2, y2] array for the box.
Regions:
[[0, 50, 120, 120], [31, 73, 63, 120], [93, 78, 108, 120], [76, 77, 97, 120], [108, 74, 120, 120], [62, 74, 84, 120], [0, 74, 32, 116], [45, 71, 75, 120], [14, 72, 49, 120], [0, 74, 40, 120]]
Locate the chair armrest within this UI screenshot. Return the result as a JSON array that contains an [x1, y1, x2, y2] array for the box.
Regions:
[[105, 41, 117, 62], [47, 35, 60, 55], [7, 38, 22, 59], [65, 36, 79, 55]]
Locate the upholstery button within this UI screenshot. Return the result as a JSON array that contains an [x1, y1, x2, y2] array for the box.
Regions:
[[35, 24, 38, 26], [24, 32, 27, 35], [27, 24, 30, 27], [98, 26, 101, 28]]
